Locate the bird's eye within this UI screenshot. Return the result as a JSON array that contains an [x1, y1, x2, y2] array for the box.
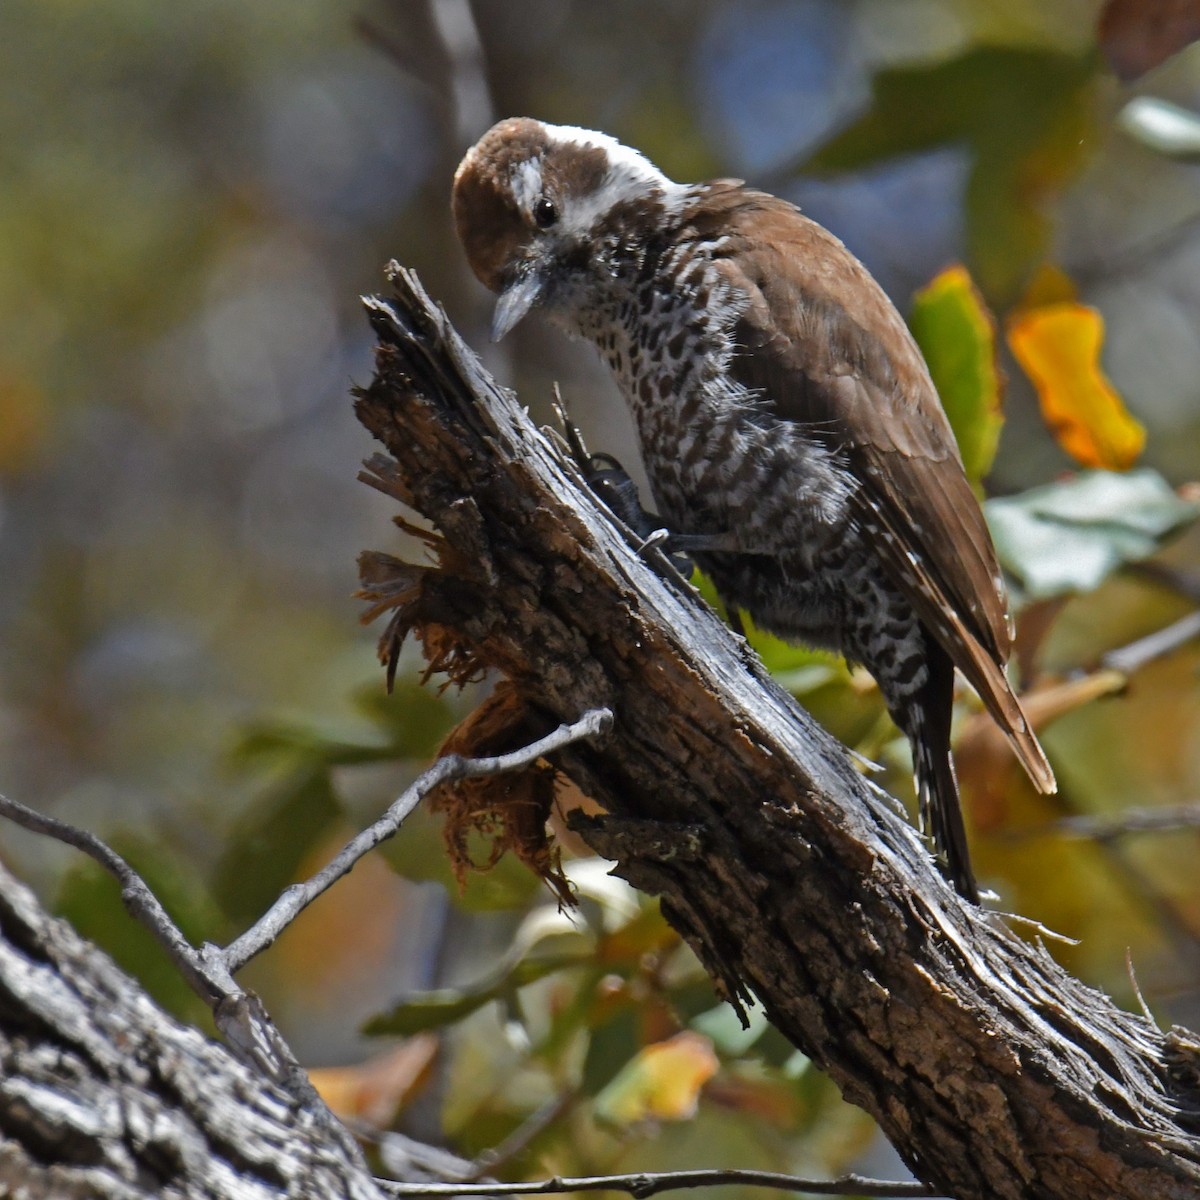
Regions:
[[533, 197, 558, 228]]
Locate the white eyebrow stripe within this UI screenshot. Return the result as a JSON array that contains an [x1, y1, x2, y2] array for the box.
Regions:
[[543, 123, 666, 184], [511, 156, 544, 212], [539, 122, 688, 226]]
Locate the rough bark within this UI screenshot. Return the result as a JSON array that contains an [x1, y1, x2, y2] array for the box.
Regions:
[[354, 264, 1200, 1200], [0, 862, 384, 1200]]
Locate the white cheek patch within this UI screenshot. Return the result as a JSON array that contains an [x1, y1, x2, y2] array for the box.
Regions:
[[511, 156, 544, 212]]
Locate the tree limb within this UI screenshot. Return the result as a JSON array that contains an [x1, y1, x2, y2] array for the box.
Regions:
[[0, 861, 383, 1199], [353, 263, 1200, 1200]]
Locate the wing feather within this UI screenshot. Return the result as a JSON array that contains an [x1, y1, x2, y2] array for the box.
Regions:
[[701, 189, 1054, 792]]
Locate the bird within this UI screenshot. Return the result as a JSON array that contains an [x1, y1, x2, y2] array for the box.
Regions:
[[451, 117, 1056, 903]]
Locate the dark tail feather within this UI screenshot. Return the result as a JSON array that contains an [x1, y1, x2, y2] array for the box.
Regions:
[[912, 645, 980, 904]]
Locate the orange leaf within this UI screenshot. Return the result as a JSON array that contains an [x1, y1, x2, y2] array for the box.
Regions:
[[309, 1035, 438, 1126], [0, 376, 52, 475], [1007, 302, 1145, 470], [593, 1031, 718, 1126]]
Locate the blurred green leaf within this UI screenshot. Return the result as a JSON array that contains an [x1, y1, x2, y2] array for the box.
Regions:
[[351, 680, 464, 759], [233, 680, 459, 771], [231, 724, 397, 769], [909, 264, 1004, 485], [805, 47, 1097, 303], [212, 766, 343, 924], [364, 952, 587, 1036], [582, 998, 642, 1094], [986, 469, 1200, 601], [1117, 97, 1200, 160]]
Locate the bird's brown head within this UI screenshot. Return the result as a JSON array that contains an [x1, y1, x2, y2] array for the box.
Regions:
[[452, 118, 683, 340]]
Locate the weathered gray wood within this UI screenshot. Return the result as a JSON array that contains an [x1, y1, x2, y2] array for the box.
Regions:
[[354, 264, 1200, 1200], [0, 863, 384, 1200]]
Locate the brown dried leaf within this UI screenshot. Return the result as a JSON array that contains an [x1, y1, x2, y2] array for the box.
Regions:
[[356, 551, 487, 691], [432, 682, 573, 904], [1100, 0, 1200, 82]]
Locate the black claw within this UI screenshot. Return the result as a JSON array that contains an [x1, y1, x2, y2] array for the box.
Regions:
[[587, 457, 694, 578], [554, 401, 693, 577]]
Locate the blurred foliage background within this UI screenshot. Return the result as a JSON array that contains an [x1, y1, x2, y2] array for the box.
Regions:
[[3, 0, 1200, 1192]]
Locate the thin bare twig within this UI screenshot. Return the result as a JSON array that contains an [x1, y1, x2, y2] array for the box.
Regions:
[[377, 1169, 933, 1198], [224, 707, 613, 971], [1050, 802, 1200, 844], [0, 793, 222, 1002], [0, 706, 612, 1012], [1101, 610, 1200, 676]]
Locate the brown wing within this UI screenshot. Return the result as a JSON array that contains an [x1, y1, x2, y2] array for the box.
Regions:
[[697, 188, 1054, 793]]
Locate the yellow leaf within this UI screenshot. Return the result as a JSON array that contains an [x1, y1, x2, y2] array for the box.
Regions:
[[1007, 302, 1145, 470], [593, 1031, 718, 1126]]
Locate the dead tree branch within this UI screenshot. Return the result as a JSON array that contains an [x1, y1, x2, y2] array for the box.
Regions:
[[353, 263, 1200, 1200], [0, 861, 383, 1199]]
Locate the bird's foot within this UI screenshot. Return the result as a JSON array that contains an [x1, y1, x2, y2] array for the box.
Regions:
[[552, 398, 695, 577]]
